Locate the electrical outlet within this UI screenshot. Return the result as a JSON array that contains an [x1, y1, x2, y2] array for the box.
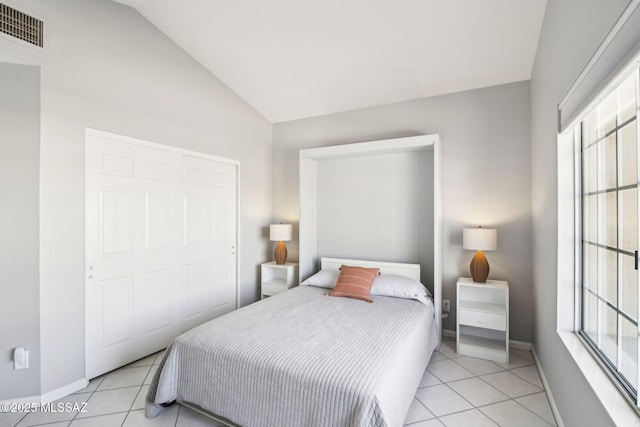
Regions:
[[443, 299, 451, 312], [14, 347, 28, 369]]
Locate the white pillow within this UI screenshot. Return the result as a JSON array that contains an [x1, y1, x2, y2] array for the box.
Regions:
[[300, 269, 339, 288], [371, 274, 432, 305]]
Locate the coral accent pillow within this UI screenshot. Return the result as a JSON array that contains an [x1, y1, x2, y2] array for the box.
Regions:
[[329, 265, 380, 302]]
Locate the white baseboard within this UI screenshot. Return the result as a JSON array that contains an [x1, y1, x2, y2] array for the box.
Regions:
[[509, 339, 532, 351], [40, 378, 88, 404], [531, 346, 565, 427], [0, 378, 89, 407]]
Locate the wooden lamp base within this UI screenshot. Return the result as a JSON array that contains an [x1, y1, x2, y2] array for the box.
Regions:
[[470, 250, 489, 283], [274, 241, 288, 265]]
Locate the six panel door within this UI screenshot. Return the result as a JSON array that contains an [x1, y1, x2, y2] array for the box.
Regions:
[[86, 132, 237, 379]]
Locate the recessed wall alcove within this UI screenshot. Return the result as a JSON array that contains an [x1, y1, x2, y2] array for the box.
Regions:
[[299, 134, 443, 339]]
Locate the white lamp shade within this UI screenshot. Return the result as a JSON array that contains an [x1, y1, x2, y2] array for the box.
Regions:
[[463, 227, 497, 251], [270, 224, 292, 242]]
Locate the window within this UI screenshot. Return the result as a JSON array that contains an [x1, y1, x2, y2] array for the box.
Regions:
[[578, 70, 639, 403]]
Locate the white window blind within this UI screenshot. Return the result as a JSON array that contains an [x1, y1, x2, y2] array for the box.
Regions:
[[558, 0, 640, 133]]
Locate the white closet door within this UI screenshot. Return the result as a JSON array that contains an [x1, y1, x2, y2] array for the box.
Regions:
[[181, 155, 237, 332], [86, 132, 237, 379]]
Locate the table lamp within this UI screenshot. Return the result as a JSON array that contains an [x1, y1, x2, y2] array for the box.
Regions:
[[270, 224, 292, 264], [463, 226, 497, 283]]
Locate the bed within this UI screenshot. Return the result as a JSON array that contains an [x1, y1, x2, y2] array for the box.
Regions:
[[146, 257, 439, 427]]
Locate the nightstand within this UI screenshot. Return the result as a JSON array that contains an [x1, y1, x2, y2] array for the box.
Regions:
[[261, 262, 298, 299], [456, 277, 509, 363]]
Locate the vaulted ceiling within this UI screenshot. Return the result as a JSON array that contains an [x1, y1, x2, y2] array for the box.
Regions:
[[115, 0, 547, 123]]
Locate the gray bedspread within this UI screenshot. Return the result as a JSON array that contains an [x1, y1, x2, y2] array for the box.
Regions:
[[146, 285, 436, 427]]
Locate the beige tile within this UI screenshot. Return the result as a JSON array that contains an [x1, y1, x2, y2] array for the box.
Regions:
[[427, 359, 474, 383], [97, 367, 151, 391], [511, 365, 543, 389], [126, 354, 157, 368], [24, 422, 69, 427], [438, 340, 462, 359], [447, 377, 510, 407], [480, 400, 552, 427], [510, 348, 534, 363], [453, 356, 504, 376], [75, 387, 139, 419], [0, 412, 28, 427], [404, 398, 435, 424], [69, 412, 127, 426], [516, 392, 557, 426], [404, 419, 445, 427], [439, 408, 499, 427], [30, 422, 69, 427], [122, 406, 179, 426], [430, 351, 448, 362], [480, 371, 542, 398], [495, 352, 534, 370], [131, 385, 150, 411], [419, 369, 442, 387], [415, 384, 473, 417]]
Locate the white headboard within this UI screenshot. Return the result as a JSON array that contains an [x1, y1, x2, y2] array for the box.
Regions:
[[320, 257, 421, 281]]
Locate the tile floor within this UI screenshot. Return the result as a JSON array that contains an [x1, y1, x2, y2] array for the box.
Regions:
[[404, 338, 556, 427], [1, 337, 557, 427]]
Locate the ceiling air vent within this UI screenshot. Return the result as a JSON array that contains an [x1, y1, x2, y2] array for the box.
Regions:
[[0, 3, 43, 47]]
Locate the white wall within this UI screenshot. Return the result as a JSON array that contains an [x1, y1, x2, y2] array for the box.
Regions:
[[0, 0, 271, 398], [0, 62, 40, 399], [315, 151, 434, 287], [273, 81, 532, 341], [530, 0, 630, 425]]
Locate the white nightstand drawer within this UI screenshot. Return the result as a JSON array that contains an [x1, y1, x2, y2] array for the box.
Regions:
[[459, 309, 506, 331]]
